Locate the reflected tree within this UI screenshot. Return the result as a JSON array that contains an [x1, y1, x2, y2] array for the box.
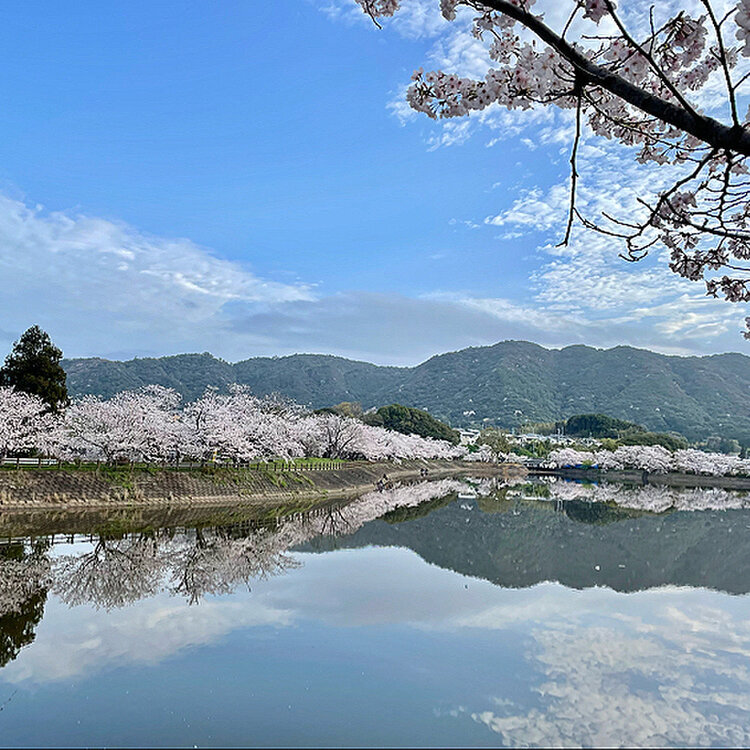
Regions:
[[53, 534, 167, 610], [40, 479, 495, 608], [0, 541, 50, 668], [168, 527, 300, 605]]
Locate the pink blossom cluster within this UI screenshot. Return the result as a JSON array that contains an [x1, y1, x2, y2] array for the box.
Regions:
[[548, 445, 750, 476], [736, 0, 750, 55], [1, 384, 464, 464], [463, 444, 527, 463], [354, 0, 750, 326], [582, 0, 613, 24]]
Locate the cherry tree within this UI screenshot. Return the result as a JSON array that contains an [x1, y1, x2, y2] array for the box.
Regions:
[[25, 381, 466, 465], [180, 386, 305, 463], [673, 446, 750, 474], [0, 541, 50, 618], [53, 534, 168, 610], [296, 413, 364, 459], [292, 412, 465, 460], [356, 0, 750, 335], [167, 528, 300, 604], [546, 443, 750, 474], [464, 444, 497, 461], [0, 386, 51, 460], [47, 386, 182, 463], [611, 444, 674, 472]]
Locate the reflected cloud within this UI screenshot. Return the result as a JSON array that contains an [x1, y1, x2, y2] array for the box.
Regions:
[[469, 598, 750, 747], [0, 595, 292, 685]]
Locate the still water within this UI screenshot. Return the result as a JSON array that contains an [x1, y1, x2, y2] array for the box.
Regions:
[[1, 477, 750, 747]]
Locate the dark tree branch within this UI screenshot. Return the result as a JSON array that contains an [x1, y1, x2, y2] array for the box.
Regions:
[[559, 83, 583, 246], [466, 0, 750, 156]]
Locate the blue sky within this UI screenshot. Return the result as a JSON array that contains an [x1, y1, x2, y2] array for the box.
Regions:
[[0, 0, 746, 364]]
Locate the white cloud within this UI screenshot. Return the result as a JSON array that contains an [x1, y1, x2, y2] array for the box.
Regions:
[[0, 186, 744, 364], [0, 194, 314, 360], [321, 0, 450, 39], [469, 595, 750, 747]]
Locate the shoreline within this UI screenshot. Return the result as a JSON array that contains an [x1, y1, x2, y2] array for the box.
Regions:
[[0, 459, 519, 513], [532, 466, 750, 490]]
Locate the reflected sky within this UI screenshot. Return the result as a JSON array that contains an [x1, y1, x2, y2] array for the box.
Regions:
[[1, 478, 749, 747]]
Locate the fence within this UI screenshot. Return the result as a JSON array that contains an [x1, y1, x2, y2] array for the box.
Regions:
[[1, 457, 59, 467], [0, 457, 346, 471]]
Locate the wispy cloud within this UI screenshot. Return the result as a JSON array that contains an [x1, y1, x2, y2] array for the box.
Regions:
[[0, 194, 314, 360]]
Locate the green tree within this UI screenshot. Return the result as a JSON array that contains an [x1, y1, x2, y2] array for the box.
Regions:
[[330, 402, 364, 419], [565, 414, 643, 439], [373, 404, 460, 445], [0, 326, 68, 411], [476, 427, 513, 458]]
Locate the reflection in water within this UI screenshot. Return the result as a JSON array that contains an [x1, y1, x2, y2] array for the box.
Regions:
[[2, 476, 750, 611], [469, 595, 750, 748], [514, 476, 750, 513], [0, 542, 49, 669], [305, 478, 750, 594], [0, 477, 750, 747], [1, 479, 469, 613]]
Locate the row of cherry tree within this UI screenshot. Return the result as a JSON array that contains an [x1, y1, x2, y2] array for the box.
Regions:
[[0, 384, 464, 463], [548, 445, 750, 476]]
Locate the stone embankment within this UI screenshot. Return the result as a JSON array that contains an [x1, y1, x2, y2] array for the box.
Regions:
[[0, 459, 521, 511]]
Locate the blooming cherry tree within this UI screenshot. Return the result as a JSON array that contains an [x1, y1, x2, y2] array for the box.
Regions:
[[356, 0, 750, 334], [180, 386, 303, 463], [47, 386, 182, 463], [0, 386, 50, 459], [547, 443, 750, 474]]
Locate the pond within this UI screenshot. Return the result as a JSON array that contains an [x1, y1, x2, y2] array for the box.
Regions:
[[1, 476, 750, 748]]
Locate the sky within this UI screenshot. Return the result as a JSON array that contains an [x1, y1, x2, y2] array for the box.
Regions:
[[0, 0, 748, 365]]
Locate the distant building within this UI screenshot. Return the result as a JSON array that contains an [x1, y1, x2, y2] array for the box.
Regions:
[[459, 429, 480, 446]]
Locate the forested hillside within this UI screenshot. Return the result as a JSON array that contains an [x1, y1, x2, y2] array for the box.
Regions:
[[63, 341, 750, 443]]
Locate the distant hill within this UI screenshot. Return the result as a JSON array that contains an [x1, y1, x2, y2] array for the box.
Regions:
[[62, 341, 750, 443]]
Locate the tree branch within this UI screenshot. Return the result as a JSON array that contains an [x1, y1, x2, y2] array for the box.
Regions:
[[471, 0, 750, 156], [559, 84, 583, 246]]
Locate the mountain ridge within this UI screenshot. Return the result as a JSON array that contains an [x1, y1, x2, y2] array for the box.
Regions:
[[62, 340, 750, 443]]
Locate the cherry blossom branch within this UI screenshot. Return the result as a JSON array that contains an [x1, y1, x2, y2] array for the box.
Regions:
[[602, 0, 701, 120], [473, 0, 750, 155]]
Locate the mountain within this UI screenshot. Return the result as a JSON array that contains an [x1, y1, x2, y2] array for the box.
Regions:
[[62, 340, 750, 443]]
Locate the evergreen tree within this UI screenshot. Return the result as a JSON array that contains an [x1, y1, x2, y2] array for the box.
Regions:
[[373, 403, 460, 445], [0, 326, 68, 411]]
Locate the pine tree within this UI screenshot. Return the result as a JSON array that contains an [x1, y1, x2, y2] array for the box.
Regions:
[[0, 326, 68, 411]]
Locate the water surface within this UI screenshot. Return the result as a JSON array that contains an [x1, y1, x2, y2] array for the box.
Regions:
[[1, 477, 749, 747]]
